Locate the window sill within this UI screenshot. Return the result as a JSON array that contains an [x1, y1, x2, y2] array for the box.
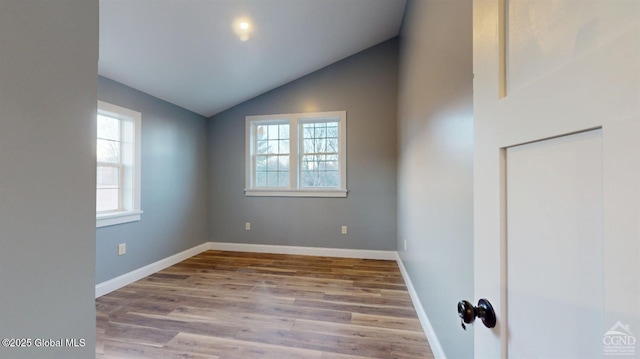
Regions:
[[244, 189, 347, 198], [96, 210, 143, 228]]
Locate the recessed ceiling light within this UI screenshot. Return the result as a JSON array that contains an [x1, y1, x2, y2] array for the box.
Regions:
[[233, 17, 253, 42]]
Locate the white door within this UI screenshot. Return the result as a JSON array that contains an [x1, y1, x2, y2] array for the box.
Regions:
[[507, 129, 604, 358], [473, 0, 640, 357]]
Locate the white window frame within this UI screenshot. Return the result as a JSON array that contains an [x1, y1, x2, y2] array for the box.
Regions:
[[96, 101, 142, 227], [245, 111, 347, 197]]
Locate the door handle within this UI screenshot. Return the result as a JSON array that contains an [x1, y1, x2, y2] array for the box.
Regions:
[[457, 298, 496, 330]]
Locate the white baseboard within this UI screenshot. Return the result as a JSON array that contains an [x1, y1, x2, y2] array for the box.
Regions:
[[96, 242, 395, 298], [207, 241, 397, 260], [395, 253, 447, 359], [94, 242, 443, 359], [95, 242, 211, 298]]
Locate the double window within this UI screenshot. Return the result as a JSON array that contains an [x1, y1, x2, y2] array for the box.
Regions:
[[245, 111, 347, 197], [96, 101, 142, 227]]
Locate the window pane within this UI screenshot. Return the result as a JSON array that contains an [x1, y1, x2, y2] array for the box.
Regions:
[[256, 123, 290, 158], [303, 139, 315, 153], [278, 172, 289, 187], [327, 160, 339, 170], [327, 124, 338, 138], [255, 146, 289, 188], [264, 155, 275, 171], [256, 155, 267, 171], [279, 156, 289, 171], [301, 155, 312, 171], [268, 125, 279, 139], [315, 125, 326, 139], [299, 170, 340, 188], [97, 115, 120, 141], [318, 156, 327, 170], [300, 121, 340, 188], [256, 125, 267, 140], [258, 118, 289, 191], [257, 140, 269, 155], [320, 138, 328, 152], [256, 172, 267, 187], [97, 166, 120, 186], [300, 170, 317, 187], [96, 102, 142, 222], [266, 172, 279, 187], [322, 171, 339, 187], [97, 139, 121, 163], [326, 138, 338, 152], [280, 140, 289, 154], [97, 188, 119, 212], [247, 113, 345, 194], [303, 126, 313, 139], [267, 140, 278, 154], [279, 124, 290, 140]]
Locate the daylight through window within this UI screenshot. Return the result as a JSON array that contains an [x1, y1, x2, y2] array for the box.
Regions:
[[246, 111, 347, 197], [96, 101, 142, 227], [97, 114, 123, 212]]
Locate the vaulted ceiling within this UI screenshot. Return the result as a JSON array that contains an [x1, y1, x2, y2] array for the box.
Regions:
[[99, 0, 407, 117]]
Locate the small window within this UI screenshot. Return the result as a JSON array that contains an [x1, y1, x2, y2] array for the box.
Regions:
[[96, 101, 142, 227], [245, 111, 347, 197]]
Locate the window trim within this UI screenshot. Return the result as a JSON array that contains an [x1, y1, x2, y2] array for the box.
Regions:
[[245, 111, 347, 197], [96, 101, 143, 227]]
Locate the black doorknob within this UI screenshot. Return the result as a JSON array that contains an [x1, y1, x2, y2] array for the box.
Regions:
[[457, 298, 496, 330]]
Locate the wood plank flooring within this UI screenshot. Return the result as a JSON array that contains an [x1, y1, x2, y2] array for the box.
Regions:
[[96, 250, 434, 359]]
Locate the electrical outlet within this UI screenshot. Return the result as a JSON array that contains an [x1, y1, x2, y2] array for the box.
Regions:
[[245, 222, 251, 231], [118, 243, 126, 256], [341, 225, 348, 235]]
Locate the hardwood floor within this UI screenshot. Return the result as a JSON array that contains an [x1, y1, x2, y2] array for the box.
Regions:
[[96, 250, 434, 359]]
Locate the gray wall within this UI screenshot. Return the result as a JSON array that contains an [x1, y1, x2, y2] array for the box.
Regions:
[[96, 77, 209, 283], [209, 38, 398, 250], [0, 1, 98, 358], [397, 0, 474, 358]]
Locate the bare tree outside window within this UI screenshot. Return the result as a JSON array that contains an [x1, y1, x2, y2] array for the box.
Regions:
[[246, 111, 346, 197], [300, 122, 340, 187]]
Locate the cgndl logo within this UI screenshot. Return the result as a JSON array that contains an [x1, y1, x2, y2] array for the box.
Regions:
[[605, 322, 634, 338], [604, 321, 636, 357]]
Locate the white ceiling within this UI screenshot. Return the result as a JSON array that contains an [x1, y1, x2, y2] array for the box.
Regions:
[[99, 0, 407, 118]]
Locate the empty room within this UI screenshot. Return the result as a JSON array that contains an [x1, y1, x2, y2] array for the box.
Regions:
[[1, 0, 638, 359]]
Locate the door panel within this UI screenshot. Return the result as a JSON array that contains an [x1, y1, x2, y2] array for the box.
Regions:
[[507, 0, 638, 91], [473, 0, 640, 357], [507, 130, 603, 358]]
